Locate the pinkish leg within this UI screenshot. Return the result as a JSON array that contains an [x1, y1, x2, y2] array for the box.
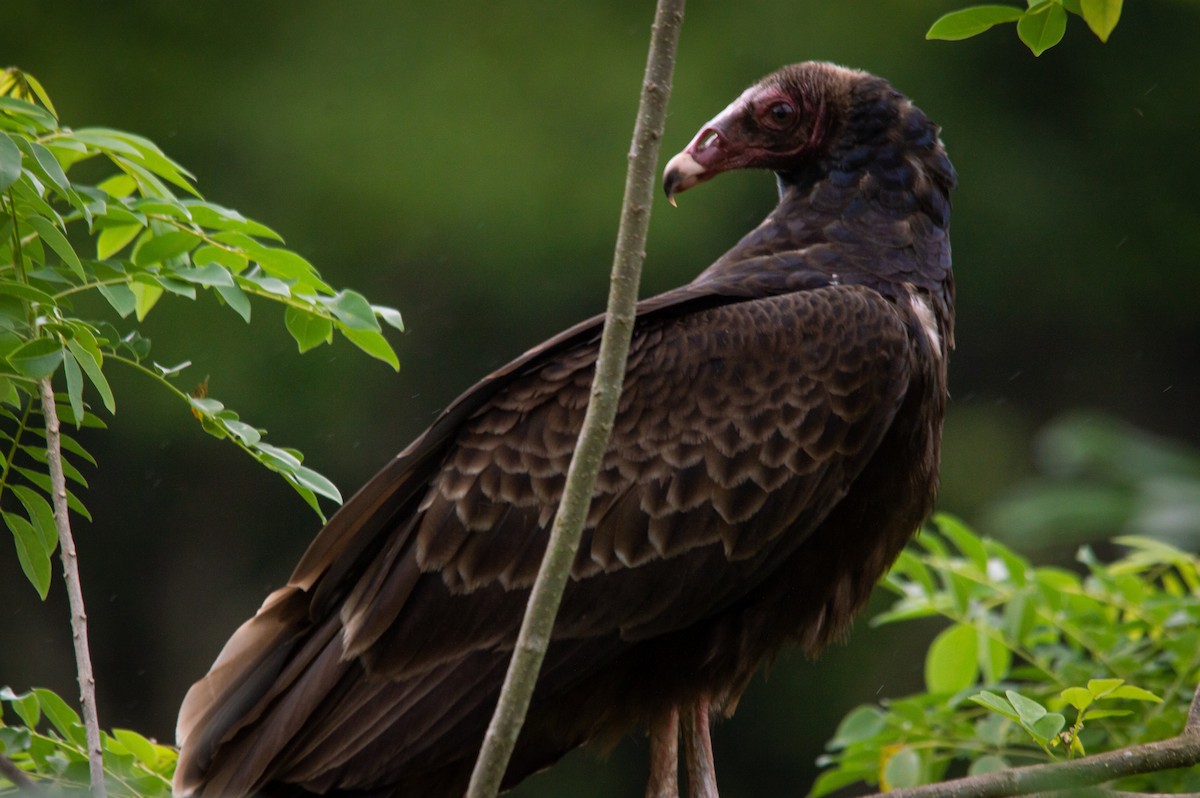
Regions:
[[682, 697, 719, 798], [645, 706, 680, 798]]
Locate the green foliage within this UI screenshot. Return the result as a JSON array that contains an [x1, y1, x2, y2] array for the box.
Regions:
[[0, 68, 404, 598], [928, 0, 1123, 56], [813, 516, 1200, 796], [0, 687, 174, 797]]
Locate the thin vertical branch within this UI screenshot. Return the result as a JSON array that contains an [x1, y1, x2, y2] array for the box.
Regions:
[[39, 377, 106, 798], [464, 1, 686, 794]]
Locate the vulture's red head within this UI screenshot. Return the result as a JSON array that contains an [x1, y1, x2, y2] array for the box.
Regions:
[[663, 61, 868, 204]]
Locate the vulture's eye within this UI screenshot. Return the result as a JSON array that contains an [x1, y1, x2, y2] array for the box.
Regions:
[[768, 101, 795, 123]]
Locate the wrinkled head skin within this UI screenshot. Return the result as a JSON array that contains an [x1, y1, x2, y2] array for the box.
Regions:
[[664, 62, 865, 203]]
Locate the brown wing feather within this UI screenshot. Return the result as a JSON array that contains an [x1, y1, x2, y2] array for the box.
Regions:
[[177, 283, 915, 797]]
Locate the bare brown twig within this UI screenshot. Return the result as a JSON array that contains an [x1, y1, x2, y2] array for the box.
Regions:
[[463, 1, 686, 795], [39, 377, 106, 798], [0, 751, 40, 794], [872, 682, 1200, 798]]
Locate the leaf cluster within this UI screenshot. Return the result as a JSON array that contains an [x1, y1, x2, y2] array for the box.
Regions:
[[813, 516, 1200, 796], [0, 687, 174, 798], [0, 68, 405, 598], [927, 0, 1123, 56]]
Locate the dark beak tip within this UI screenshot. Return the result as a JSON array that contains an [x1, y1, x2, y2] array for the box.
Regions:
[[663, 170, 681, 205]]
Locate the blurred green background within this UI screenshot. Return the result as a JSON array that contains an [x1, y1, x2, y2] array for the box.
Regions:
[[2, 2, 1198, 795]]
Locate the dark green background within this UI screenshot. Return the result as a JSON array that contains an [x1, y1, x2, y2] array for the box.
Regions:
[[3, 2, 1198, 795]]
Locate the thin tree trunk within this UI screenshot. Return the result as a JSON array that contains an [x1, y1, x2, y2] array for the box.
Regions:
[[39, 378, 106, 798], [464, 1, 686, 794]]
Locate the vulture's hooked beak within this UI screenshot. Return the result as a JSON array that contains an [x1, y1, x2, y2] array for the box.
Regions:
[[663, 124, 726, 207], [662, 87, 754, 208]]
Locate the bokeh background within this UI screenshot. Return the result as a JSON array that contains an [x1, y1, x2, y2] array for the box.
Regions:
[[3, 2, 1199, 795]]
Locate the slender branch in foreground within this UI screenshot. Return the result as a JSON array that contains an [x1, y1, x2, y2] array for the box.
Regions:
[[39, 377, 106, 798], [0, 751, 40, 794], [875, 683, 1200, 798], [463, 1, 686, 795]]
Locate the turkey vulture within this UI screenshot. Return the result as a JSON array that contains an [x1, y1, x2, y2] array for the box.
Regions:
[[175, 61, 955, 797]]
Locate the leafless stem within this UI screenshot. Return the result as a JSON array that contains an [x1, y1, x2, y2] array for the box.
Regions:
[[39, 378, 106, 798], [871, 681, 1200, 798], [0, 751, 40, 794], [463, 1, 686, 795]]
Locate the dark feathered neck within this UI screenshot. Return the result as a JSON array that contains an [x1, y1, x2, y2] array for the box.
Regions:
[[693, 79, 955, 308]]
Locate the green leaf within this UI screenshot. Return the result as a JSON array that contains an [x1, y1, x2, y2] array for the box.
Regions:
[[9, 337, 64, 378], [926, 5, 1024, 40], [12, 485, 58, 553], [285, 306, 334, 353], [1061, 686, 1093, 711], [66, 339, 115, 414], [96, 223, 143, 259], [1030, 712, 1065, 744], [1085, 708, 1133, 719], [216, 280, 252, 323], [324, 289, 379, 331], [247, 244, 327, 290], [1, 687, 41, 728], [1106, 685, 1163, 703], [193, 244, 249, 272], [63, 345, 84, 423], [1005, 690, 1047, 726], [0, 97, 56, 134], [373, 304, 405, 332], [25, 215, 85, 279], [979, 625, 1011, 683], [98, 172, 138, 198], [112, 728, 159, 768], [18, 72, 58, 118], [133, 230, 199, 266], [811, 766, 876, 798], [970, 690, 1020, 721], [97, 282, 137, 318], [29, 141, 71, 197], [32, 688, 85, 746], [0, 133, 22, 191], [1086, 678, 1124, 698], [1018, 3, 1068, 55], [0, 279, 57, 306], [223, 419, 262, 447], [14, 465, 91, 520], [130, 280, 165, 321], [182, 200, 283, 241], [158, 274, 197, 299], [289, 464, 342, 504], [925, 623, 978, 693], [938, 515, 989, 570], [341, 327, 400, 370], [829, 706, 886, 748], [243, 271, 292, 297], [5, 511, 52, 598], [882, 747, 923, 790], [1080, 0, 1122, 41], [175, 262, 235, 287]]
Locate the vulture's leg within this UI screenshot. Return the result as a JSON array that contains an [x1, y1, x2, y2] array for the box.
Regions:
[[682, 697, 719, 798], [645, 706, 680, 798]]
